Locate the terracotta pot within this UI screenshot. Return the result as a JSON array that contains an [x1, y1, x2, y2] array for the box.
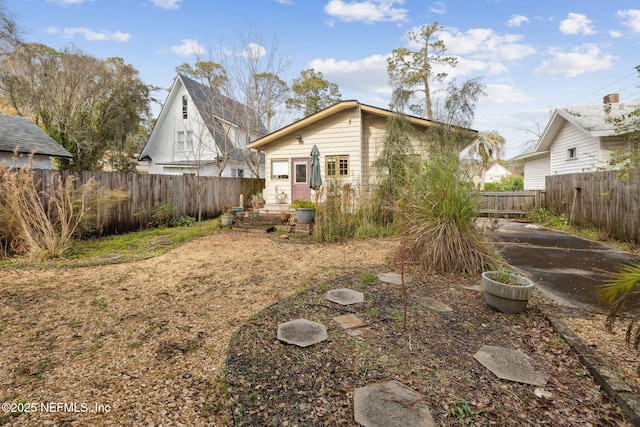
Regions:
[[481, 271, 533, 314]]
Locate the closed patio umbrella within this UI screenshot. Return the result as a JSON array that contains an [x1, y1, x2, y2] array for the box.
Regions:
[[309, 144, 322, 191]]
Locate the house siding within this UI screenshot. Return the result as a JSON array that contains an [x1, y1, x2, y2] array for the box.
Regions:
[[524, 156, 549, 190], [264, 109, 361, 204], [0, 153, 56, 169], [549, 123, 601, 175]]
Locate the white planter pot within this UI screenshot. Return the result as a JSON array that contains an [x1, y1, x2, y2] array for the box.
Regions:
[[481, 271, 533, 314]]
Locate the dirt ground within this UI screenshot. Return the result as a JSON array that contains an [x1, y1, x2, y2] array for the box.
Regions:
[[0, 231, 638, 426]]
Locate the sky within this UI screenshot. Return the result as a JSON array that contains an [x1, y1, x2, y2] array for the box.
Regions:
[[5, 0, 640, 159]]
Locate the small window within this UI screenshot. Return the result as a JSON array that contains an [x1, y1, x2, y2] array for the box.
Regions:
[[177, 131, 185, 151], [567, 147, 577, 159], [237, 169, 244, 178], [271, 159, 289, 179], [182, 95, 188, 119], [326, 155, 349, 177], [186, 130, 193, 151]]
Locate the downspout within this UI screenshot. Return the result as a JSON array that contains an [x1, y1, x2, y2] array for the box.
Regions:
[[359, 102, 369, 192]]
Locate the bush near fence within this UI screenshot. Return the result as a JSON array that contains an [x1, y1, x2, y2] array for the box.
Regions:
[[28, 170, 264, 235], [546, 170, 640, 243]]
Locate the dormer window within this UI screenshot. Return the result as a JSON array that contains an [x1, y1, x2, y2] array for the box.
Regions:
[[182, 95, 188, 119]]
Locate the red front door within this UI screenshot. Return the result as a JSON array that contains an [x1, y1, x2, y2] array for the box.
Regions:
[[291, 157, 311, 202]]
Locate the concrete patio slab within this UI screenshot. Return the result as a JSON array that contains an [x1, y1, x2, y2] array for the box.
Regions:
[[326, 288, 364, 305], [473, 344, 548, 386], [277, 319, 328, 348], [354, 380, 435, 427]]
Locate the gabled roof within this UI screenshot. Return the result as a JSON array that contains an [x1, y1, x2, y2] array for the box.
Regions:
[[0, 113, 72, 158], [249, 100, 477, 150], [140, 74, 267, 163], [533, 102, 640, 154]]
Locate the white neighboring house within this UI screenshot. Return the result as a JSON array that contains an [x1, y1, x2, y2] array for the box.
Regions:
[[473, 163, 512, 188], [139, 74, 266, 178], [517, 94, 640, 190], [0, 113, 73, 169]]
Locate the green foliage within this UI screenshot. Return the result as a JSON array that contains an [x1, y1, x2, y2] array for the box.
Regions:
[[152, 203, 176, 228], [286, 69, 342, 117], [362, 271, 377, 284], [403, 126, 499, 274], [525, 207, 569, 228], [483, 175, 523, 191], [173, 215, 196, 227], [290, 199, 316, 209], [0, 44, 152, 170], [387, 22, 457, 118]]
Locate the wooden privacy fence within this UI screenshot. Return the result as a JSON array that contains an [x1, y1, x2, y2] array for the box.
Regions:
[[473, 191, 545, 217], [546, 170, 640, 243], [30, 170, 264, 235]]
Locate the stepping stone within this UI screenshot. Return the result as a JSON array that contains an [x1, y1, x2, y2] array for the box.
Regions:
[[326, 288, 364, 305], [377, 272, 403, 285], [416, 297, 453, 312], [354, 380, 435, 427], [277, 319, 328, 348], [461, 284, 482, 292], [473, 345, 548, 386], [333, 314, 365, 329]]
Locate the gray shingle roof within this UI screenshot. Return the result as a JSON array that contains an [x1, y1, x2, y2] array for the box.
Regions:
[[0, 113, 73, 158], [178, 74, 268, 162]]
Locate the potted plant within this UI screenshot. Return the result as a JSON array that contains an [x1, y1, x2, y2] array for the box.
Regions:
[[251, 192, 265, 209], [221, 205, 233, 227], [481, 268, 534, 314], [291, 199, 316, 223]]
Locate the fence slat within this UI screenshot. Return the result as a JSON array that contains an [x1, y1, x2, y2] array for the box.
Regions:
[[26, 170, 264, 235]]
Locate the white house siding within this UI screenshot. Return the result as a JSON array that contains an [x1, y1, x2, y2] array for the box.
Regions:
[[523, 155, 549, 190], [549, 123, 601, 175], [0, 153, 55, 169], [264, 109, 362, 205]]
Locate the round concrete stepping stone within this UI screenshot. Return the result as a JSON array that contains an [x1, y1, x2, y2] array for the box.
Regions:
[[277, 319, 327, 348], [417, 297, 453, 312], [354, 380, 435, 427], [473, 344, 548, 386], [377, 272, 403, 285], [326, 288, 364, 305]]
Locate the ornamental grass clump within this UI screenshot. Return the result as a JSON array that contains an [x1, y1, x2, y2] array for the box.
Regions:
[[403, 139, 500, 274]]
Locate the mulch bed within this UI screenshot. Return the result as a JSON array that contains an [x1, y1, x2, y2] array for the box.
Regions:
[[226, 268, 631, 426]]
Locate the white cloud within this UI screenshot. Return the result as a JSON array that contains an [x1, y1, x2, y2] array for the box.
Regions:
[[239, 43, 267, 58], [308, 54, 390, 96], [481, 84, 532, 104], [46, 0, 91, 5], [47, 26, 130, 42], [438, 28, 536, 61], [617, 9, 640, 33], [169, 39, 206, 56], [559, 13, 596, 35], [534, 44, 615, 77], [275, 0, 294, 4], [151, 0, 181, 10], [507, 14, 529, 28], [324, 0, 408, 24], [429, 1, 445, 15], [610, 30, 623, 38]]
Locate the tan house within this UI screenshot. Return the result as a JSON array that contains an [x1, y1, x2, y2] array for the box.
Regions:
[[248, 100, 477, 205]]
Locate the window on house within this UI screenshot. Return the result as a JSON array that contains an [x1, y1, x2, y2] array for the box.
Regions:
[[237, 169, 244, 178], [177, 131, 185, 151], [271, 159, 289, 179], [326, 155, 349, 177], [186, 130, 193, 151], [182, 95, 188, 119], [567, 147, 577, 159]]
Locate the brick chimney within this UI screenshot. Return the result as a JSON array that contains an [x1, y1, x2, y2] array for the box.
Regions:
[[603, 93, 619, 104]]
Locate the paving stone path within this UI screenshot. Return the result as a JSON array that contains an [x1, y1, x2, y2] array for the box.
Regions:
[[274, 280, 549, 424]]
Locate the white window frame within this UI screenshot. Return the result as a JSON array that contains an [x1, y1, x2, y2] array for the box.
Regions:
[[567, 147, 577, 160], [271, 159, 289, 179]]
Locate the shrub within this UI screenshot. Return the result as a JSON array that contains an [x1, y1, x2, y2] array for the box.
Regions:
[[0, 162, 126, 259], [152, 203, 176, 228], [173, 215, 196, 227], [290, 199, 316, 209]]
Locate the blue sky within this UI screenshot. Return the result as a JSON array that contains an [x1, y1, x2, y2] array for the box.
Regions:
[[5, 0, 640, 158]]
